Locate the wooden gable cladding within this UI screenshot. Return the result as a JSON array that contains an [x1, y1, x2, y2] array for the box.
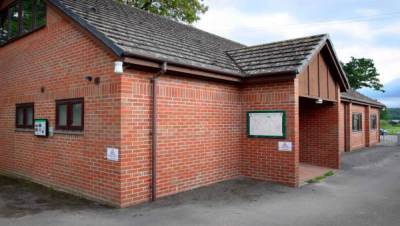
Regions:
[[298, 51, 338, 101]]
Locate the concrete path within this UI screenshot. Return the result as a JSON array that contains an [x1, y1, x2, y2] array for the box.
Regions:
[[1, 146, 400, 226]]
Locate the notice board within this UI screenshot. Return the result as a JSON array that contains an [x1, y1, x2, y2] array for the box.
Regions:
[[247, 111, 286, 138]]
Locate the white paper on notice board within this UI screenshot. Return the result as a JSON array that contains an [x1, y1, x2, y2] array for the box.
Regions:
[[249, 112, 284, 137]]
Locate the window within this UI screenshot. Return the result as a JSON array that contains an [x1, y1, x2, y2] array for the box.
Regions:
[[352, 113, 363, 132], [371, 114, 377, 130], [16, 103, 34, 129], [56, 98, 84, 131], [0, 0, 46, 45]]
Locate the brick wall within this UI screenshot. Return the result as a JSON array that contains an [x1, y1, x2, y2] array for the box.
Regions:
[[341, 103, 380, 152], [119, 71, 242, 206], [299, 98, 340, 169], [240, 78, 299, 187], [0, 6, 122, 206]]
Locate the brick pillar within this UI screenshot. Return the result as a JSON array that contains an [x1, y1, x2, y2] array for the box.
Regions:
[[378, 110, 381, 143], [365, 106, 371, 147], [345, 103, 352, 152]]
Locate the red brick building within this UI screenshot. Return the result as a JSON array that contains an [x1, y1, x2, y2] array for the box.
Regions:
[[0, 0, 384, 207], [340, 90, 384, 152]]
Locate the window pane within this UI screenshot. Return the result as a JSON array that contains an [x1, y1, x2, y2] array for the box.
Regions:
[[353, 114, 363, 131], [72, 103, 82, 126], [9, 5, 19, 39], [17, 108, 24, 126], [22, 0, 33, 33], [35, 0, 46, 28], [26, 107, 33, 126], [372, 115, 377, 129], [58, 104, 67, 126]]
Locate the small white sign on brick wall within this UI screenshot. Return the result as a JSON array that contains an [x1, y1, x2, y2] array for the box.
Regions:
[[106, 147, 119, 161], [278, 141, 292, 152]]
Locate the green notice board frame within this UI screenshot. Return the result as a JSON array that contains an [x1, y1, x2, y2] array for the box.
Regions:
[[247, 110, 286, 138]]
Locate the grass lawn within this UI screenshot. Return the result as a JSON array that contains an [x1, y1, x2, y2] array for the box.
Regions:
[[381, 120, 400, 135]]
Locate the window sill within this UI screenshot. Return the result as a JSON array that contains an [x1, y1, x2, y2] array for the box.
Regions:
[[54, 130, 84, 136], [15, 128, 34, 133]]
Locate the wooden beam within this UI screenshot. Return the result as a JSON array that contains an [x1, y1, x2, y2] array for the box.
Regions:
[[242, 74, 296, 84], [123, 57, 161, 69], [299, 95, 337, 103]]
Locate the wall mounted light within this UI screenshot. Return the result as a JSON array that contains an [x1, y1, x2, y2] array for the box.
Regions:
[[114, 61, 124, 74], [94, 77, 101, 85], [85, 76, 93, 82], [315, 99, 323, 104]]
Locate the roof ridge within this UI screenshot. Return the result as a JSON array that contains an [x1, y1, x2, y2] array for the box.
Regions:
[[295, 34, 329, 75], [227, 34, 328, 53], [342, 89, 385, 107]]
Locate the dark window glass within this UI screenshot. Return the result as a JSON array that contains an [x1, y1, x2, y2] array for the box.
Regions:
[[35, 0, 46, 28], [22, 0, 34, 33], [56, 98, 84, 131], [352, 113, 363, 132], [26, 106, 33, 126], [72, 103, 82, 127], [58, 104, 67, 126], [0, 0, 46, 45], [16, 103, 34, 129], [17, 108, 24, 126], [371, 114, 377, 130], [9, 4, 19, 39]]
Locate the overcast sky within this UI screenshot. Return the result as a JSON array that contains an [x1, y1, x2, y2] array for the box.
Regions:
[[194, 0, 400, 107]]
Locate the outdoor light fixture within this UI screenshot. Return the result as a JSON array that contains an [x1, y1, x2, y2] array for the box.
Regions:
[[114, 61, 124, 74], [94, 77, 101, 85], [316, 99, 323, 104]]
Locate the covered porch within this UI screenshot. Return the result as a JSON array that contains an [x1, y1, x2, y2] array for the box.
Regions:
[[298, 96, 340, 184]]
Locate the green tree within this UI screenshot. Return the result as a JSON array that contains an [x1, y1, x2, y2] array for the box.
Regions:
[[380, 108, 388, 120], [342, 57, 384, 92], [115, 0, 208, 24]]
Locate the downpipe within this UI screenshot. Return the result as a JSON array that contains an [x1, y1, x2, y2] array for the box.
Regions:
[[151, 62, 167, 202]]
